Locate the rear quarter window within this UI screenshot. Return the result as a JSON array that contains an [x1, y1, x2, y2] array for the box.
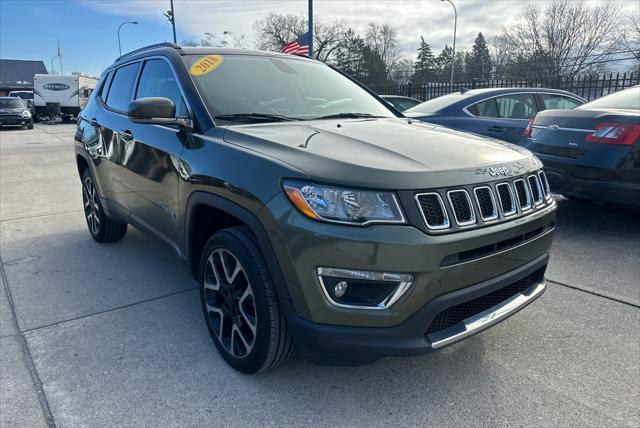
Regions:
[[105, 62, 140, 112]]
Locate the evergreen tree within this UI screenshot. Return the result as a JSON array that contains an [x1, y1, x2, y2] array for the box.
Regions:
[[467, 32, 492, 80], [413, 36, 436, 83], [435, 45, 453, 80]]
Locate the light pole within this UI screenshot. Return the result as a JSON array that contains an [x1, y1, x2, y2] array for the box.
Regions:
[[118, 21, 138, 57], [50, 56, 58, 74], [441, 0, 457, 85]]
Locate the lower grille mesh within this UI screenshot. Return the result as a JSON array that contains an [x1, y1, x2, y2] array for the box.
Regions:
[[425, 268, 544, 336]]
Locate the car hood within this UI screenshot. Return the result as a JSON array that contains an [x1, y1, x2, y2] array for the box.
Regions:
[[222, 118, 540, 189]]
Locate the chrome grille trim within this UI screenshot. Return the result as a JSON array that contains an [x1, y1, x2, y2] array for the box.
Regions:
[[414, 192, 450, 230], [538, 171, 552, 200], [513, 179, 532, 211], [495, 182, 517, 217], [527, 175, 544, 206], [473, 186, 498, 222], [447, 190, 476, 226], [413, 169, 555, 233]]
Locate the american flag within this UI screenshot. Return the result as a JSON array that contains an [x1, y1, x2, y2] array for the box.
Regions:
[[281, 32, 310, 56]]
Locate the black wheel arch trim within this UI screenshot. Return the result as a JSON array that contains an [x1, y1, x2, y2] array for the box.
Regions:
[[184, 191, 292, 302]]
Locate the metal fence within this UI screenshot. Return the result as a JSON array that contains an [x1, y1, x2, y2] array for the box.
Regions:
[[368, 72, 639, 101]]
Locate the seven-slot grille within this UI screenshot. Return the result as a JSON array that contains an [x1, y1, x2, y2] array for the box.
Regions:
[[415, 170, 553, 233]]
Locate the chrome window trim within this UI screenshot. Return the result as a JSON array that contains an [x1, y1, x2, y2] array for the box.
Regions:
[[447, 189, 477, 226], [462, 91, 584, 119], [316, 267, 414, 310], [495, 182, 517, 217], [473, 186, 499, 222], [513, 178, 532, 212], [527, 175, 544, 206], [414, 192, 450, 230]]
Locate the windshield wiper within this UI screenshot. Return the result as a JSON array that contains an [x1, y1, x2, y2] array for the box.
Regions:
[[313, 112, 385, 120], [214, 113, 301, 123]]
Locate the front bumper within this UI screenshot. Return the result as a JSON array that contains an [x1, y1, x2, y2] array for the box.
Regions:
[[264, 192, 556, 328], [286, 253, 548, 362], [0, 116, 32, 127]]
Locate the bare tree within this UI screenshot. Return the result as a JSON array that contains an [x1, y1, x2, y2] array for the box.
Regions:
[[365, 22, 400, 75], [253, 13, 347, 62], [621, 15, 640, 61], [496, 0, 621, 81]]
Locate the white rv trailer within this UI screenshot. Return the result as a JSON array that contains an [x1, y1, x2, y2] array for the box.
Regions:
[[33, 73, 98, 121]]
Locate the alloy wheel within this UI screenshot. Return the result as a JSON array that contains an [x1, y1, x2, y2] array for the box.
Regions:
[[82, 176, 100, 235], [203, 248, 257, 358]]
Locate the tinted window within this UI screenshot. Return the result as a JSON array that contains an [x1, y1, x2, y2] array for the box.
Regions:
[[472, 94, 536, 119], [183, 55, 394, 121], [391, 98, 421, 111], [541, 94, 581, 110], [135, 59, 188, 117], [105, 63, 139, 112], [578, 87, 640, 110], [406, 93, 468, 114]]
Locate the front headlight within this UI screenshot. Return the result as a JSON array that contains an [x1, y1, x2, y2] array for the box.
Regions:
[[21, 110, 31, 118], [283, 180, 405, 225]]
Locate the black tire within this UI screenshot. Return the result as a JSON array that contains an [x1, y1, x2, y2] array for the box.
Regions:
[[81, 169, 127, 243], [199, 226, 295, 373], [27, 122, 33, 130]]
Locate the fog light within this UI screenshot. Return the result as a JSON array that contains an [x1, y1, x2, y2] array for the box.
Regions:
[[317, 267, 414, 310], [334, 281, 348, 298]]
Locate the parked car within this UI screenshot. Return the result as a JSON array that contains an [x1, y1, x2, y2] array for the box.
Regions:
[[522, 86, 640, 208], [76, 43, 556, 373], [0, 97, 33, 129], [8, 90, 35, 116], [405, 88, 585, 144], [380, 95, 422, 111]]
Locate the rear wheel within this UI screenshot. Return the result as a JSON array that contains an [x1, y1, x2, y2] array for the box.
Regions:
[[199, 226, 295, 373], [81, 169, 127, 242]]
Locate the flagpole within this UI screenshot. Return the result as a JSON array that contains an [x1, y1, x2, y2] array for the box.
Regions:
[[308, 0, 313, 58]]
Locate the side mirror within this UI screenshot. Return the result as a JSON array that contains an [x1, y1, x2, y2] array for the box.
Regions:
[[128, 97, 189, 127]]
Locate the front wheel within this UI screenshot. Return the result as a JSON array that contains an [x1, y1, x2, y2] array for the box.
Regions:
[[81, 169, 127, 242], [199, 227, 295, 373]]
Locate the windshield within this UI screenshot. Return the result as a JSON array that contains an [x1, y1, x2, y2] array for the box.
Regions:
[[406, 93, 467, 114], [579, 87, 640, 110], [183, 54, 395, 122], [0, 98, 25, 109], [9, 92, 33, 100]]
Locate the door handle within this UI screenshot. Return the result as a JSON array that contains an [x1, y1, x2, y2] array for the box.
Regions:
[[89, 118, 98, 126], [487, 126, 505, 133], [119, 129, 134, 142]]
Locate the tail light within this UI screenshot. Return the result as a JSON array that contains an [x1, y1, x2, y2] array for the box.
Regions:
[[523, 119, 534, 137], [585, 122, 640, 146]]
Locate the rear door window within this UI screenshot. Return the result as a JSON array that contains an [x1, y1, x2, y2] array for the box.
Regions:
[[105, 62, 140, 112], [540, 94, 581, 110], [135, 59, 188, 117], [470, 93, 537, 119]]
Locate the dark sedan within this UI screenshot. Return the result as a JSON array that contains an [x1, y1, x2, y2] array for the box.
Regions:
[[380, 95, 422, 111], [405, 88, 585, 144], [522, 86, 639, 208]]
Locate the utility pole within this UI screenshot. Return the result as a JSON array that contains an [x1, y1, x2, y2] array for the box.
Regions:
[[57, 40, 63, 74], [170, 0, 177, 43], [118, 21, 139, 57], [308, 0, 313, 58], [441, 0, 457, 85]]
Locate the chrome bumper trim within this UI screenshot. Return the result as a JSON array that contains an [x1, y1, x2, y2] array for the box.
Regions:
[[427, 280, 546, 349]]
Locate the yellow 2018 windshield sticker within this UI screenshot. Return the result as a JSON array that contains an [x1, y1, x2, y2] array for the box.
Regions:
[[190, 55, 224, 76]]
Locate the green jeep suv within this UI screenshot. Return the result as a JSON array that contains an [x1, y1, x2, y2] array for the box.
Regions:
[[75, 44, 556, 373]]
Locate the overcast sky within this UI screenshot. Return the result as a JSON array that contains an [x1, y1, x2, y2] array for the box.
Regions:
[[81, 0, 638, 55], [1, 0, 637, 76]]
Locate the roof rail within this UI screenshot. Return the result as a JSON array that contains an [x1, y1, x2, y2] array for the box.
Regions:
[[115, 42, 184, 62]]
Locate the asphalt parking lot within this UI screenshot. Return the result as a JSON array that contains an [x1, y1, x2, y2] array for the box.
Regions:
[[1, 124, 638, 427]]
